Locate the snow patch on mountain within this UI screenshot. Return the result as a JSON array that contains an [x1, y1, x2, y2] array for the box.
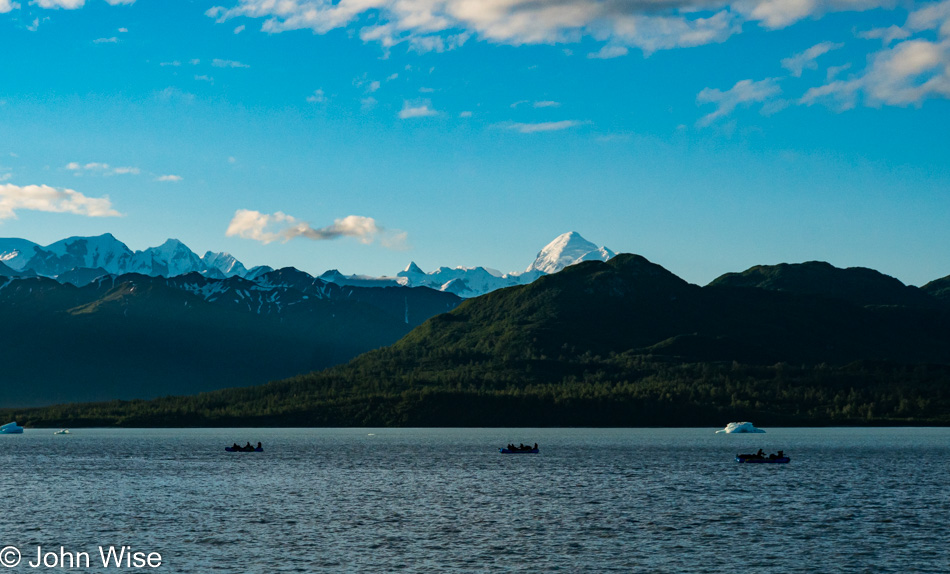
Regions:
[[0, 238, 40, 270]]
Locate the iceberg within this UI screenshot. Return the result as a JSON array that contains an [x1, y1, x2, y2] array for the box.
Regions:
[[0, 422, 24, 434], [716, 421, 765, 434]]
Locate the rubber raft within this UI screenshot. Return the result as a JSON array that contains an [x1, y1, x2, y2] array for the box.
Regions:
[[225, 447, 263, 452], [499, 448, 539, 454], [736, 456, 790, 463]]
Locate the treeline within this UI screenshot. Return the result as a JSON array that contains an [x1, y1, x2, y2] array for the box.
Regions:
[[6, 355, 950, 427]]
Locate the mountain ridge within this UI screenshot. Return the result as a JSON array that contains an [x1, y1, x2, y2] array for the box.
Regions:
[[8, 252, 950, 427], [0, 231, 616, 297]]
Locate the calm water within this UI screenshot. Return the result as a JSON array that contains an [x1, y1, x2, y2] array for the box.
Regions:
[[1, 428, 948, 573]]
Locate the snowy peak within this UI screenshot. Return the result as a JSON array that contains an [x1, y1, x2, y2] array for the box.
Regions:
[[202, 251, 248, 277], [30, 234, 134, 276], [5, 231, 615, 299], [13, 235, 252, 280], [129, 238, 203, 277], [0, 238, 40, 270], [382, 232, 614, 298], [526, 231, 615, 274]]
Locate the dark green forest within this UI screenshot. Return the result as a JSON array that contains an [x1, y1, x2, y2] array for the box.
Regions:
[[5, 356, 950, 427]]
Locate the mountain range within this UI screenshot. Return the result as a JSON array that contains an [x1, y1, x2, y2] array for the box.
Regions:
[[6, 252, 950, 425], [0, 231, 613, 407], [0, 231, 616, 297], [0, 267, 460, 406]]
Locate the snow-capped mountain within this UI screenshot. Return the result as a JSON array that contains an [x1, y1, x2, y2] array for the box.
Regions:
[[128, 239, 203, 277], [321, 232, 614, 297], [393, 263, 537, 297], [5, 231, 614, 297], [27, 233, 134, 276], [202, 251, 247, 277], [526, 231, 616, 274], [10, 234, 249, 280]]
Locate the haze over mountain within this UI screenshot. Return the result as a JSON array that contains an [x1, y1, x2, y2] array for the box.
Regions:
[[0, 267, 460, 407]]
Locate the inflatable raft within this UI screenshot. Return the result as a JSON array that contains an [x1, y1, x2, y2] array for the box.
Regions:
[[499, 448, 539, 454], [225, 447, 263, 452]]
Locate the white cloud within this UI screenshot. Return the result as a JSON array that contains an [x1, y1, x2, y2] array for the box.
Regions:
[[65, 162, 140, 176], [157, 87, 195, 103], [858, 25, 911, 46], [506, 120, 584, 133], [205, 0, 881, 56], [0, 184, 121, 221], [407, 32, 470, 53], [398, 101, 438, 118], [512, 100, 561, 108], [696, 78, 782, 126], [104, 0, 135, 4], [367, 80, 381, 93], [234, 24, 245, 33], [111, 166, 140, 175], [459, 110, 473, 117], [907, 0, 950, 36], [94, 37, 118, 44], [32, 0, 83, 9], [805, 39, 950, 108], [588, 45, 629, 59], [156, 175, 183, 182], [799, 78, 862, 110], [826, 62, 851, 80], [226, 209, 403, 247], [802, 2, 950, 109], [734, 0, 885, 29], [118, 27, 128, 32], [0, 0, 20, 13], [160, 61, 181, 67], [781, 41, 843, 77], [306, 89, 326, 103], [211, 59, 250, 68], [195, 74, 214, 83]]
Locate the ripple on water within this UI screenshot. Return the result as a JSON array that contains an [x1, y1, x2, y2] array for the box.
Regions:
[[3, 427, 950, 573]]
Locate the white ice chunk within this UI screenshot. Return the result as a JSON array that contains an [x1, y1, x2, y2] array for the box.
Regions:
[[716, 421, 765, 433]]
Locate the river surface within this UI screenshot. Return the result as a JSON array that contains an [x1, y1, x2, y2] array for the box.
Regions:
[[1, 427, 948, 573]]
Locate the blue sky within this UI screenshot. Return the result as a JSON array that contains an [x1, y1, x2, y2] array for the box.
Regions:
[[1, 0, 949, 286]]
